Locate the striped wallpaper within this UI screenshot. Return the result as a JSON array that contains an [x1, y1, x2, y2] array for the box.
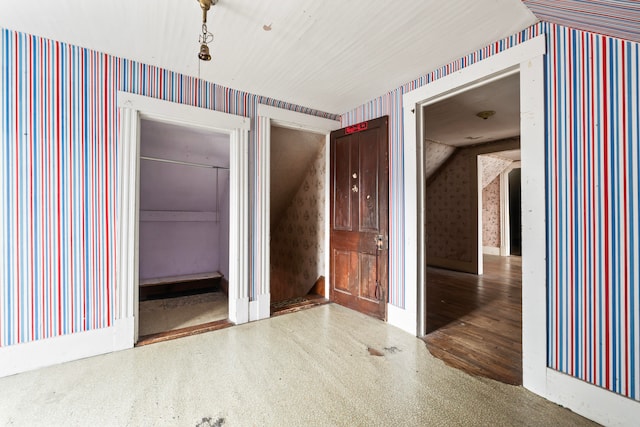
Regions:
[[342, 21, 640, 400], [0, 28, 337, 348], [3, 16, 640, 403], [341, 24, 544, 308], [523, 0, 640, 44], [545, 23, 640, 400]]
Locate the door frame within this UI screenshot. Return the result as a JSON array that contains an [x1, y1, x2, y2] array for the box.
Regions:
[[116, 92, 251, 344], [500, 161, 521, 256], [255, 105, 341, 321], [401, 35, 546, 392]]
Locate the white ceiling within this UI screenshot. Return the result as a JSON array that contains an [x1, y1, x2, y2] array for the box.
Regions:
[[140, 119, 230, 168], [424, 72, 521, 147], [139, 119, 231, 212], [423, 72, 521, 181], [0, 1, 537, 114]]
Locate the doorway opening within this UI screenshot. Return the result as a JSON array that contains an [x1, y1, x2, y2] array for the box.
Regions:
[[269, 126, 330, 315], [421, 73, 524, 385], [508, 167, 522, 256], [137, 119, 232, 344], [255, 105, 340, 320]]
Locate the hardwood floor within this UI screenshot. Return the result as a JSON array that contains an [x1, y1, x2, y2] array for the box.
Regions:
[[136, 318, 233, 347], [423, 255, 522, 385], [270, 293, 329, 316]]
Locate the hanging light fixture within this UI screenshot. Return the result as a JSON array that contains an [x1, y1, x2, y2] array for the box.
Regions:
[[197, 0, 217, 61]]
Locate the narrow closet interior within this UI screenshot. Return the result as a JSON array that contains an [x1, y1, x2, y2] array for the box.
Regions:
[[269, 125, 329, 315], [137, 119, 230, 342]]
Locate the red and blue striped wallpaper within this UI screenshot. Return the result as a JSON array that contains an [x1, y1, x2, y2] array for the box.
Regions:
[[343, 21, 640, 400], [0, 28, 336, 348], [545, 23, 640, 400], [523, 0, 640, 44], [1, 34, 117, 346]]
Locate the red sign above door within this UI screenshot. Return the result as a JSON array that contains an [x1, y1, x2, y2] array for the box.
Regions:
[[345, 122, 368, 134]]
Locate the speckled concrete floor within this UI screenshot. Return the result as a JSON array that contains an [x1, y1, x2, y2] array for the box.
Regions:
[[0, 304, 595, 426]]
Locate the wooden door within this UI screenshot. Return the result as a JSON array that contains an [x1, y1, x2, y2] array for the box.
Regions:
[[330, 116, 389, 320]]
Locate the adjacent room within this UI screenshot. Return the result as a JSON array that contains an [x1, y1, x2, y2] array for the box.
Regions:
[[421, 73, 524, 385]]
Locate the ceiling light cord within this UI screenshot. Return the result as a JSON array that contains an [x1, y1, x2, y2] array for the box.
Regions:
[[197, 0, 215, 61]]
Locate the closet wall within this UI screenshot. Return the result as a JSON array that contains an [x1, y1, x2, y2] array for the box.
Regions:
[[139, 120, 230, 281]]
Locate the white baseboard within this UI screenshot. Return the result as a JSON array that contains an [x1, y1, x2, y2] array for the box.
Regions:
[[387, 303, 417, 336], [541, 369, 640, 427], [482, 246, 500, 255], [0, 317, 134, 378], [229, 296, 249, 324], [250, 293, 271, 321]]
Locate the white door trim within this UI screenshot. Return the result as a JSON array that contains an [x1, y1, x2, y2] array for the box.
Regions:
[[476, 156, 484, 275], [116, 92, 251, 343], [400, 35, 546, 339], [255, 105, 340, 321]]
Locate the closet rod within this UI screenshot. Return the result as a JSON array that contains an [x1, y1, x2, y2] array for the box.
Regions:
[[140, 156, 229, 170]]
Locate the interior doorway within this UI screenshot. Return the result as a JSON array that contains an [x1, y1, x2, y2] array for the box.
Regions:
[[136, 119, 232, 344], [420, 73, 524, 384], [269, 126, 329, 315], [508, 167, 522, 255], [255, 104, 340, 322]]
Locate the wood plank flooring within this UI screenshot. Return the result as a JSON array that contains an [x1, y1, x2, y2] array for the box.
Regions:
[[136, 318, 233, 347], [423, 255, 522, 385], [270, 294, 330, 317]]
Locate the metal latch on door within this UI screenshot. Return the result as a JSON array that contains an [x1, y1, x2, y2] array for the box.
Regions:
[[375, 235, 387, 251]]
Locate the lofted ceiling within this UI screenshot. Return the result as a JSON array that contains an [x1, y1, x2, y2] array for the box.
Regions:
[[0, 0, 537, 114], [523, 0, 640, 44]]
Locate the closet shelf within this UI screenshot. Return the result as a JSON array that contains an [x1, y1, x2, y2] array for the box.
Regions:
[[140, 271, 223, 287], [140, 210, 219, 222]]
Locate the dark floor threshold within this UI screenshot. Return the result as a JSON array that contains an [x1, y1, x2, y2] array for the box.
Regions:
[[270, 295, 330, 317], [139, 277, 223, 301], [136, 318, 234, 347]]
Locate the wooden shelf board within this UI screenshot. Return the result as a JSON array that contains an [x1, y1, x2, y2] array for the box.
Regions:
[[140, 271, 223, 287], [135, 318, 233, 347]]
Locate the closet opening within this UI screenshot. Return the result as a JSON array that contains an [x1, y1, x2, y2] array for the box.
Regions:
[[137, 119, 232, 345], [269, 125, 329, 315]]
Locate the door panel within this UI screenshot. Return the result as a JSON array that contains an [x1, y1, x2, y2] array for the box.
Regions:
[[333, 136, 354, 231], [333, 250, 353, 293], [330, 116, 388, 320], [359, 253, 378, 301], [359, 132, 379, 231]]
